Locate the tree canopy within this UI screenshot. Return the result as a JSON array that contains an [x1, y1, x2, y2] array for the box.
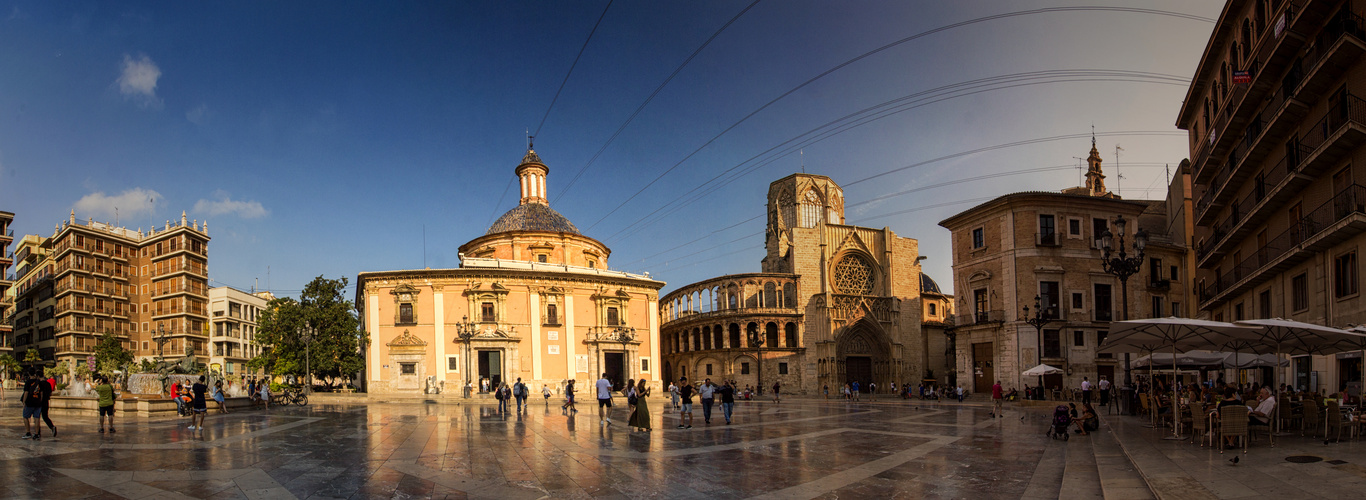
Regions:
[[248, 276, 367, 388], [94, 330, 134, 377]]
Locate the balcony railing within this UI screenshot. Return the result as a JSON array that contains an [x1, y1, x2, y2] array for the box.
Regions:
[[1201, 184, 1366, 305], [1197, 93, 1366, 262], [954, 310, 1005, 326], [155, 262, 208, 278]]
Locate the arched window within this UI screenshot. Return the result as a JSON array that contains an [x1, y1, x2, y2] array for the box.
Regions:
[[766, 322, 779, 347], [785, 322, 798, 348], [714, 327, 724, 349], [799, 190, 824, 228], [703, 326, 712, 350], [764, 282, 777, 307], [729, 323, 741, 349]]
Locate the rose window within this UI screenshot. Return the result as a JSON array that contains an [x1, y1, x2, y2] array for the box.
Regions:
[[833, 255, 874, 295]]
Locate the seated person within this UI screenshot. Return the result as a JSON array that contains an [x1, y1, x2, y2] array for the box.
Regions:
[[1249, 387, 1275, 426], [1073, 403, 1098, 435]]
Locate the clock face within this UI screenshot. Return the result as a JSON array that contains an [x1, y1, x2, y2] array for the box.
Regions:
[[804, 190, 820, 204]]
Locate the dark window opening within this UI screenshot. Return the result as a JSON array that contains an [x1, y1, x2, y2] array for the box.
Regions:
[[481, 302, 495, 322], [778, 362, 789, 375]]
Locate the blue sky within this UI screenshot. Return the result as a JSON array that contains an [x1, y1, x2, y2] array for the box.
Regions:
[[0, 1, 1223, 298]]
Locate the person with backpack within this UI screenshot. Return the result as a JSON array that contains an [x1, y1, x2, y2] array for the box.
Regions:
[[95, 375, 117, 434], [495, 382, 509, 414], [21, 370, 51, 440], [512, 378, 528, 413]]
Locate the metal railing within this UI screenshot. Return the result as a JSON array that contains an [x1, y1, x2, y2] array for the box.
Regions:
[[954, 310, 1006, 326], [1201, 184, 1366, 304]]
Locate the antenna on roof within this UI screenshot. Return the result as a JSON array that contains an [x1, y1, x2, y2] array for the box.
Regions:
[[1114, 144, 1125, 197], [800, 149, 805, 174], [527, 128, 533, 149]]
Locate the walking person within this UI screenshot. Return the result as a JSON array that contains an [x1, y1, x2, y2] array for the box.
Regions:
[[676, 377, 694, 429], [561, 379, 578, 413], [189, 376, 209, 430], [21, 370, 50, 439], [628, 379, 651, 432], [259, 379, 271, 410], [851, 381, 861, 401], [1098, 376, 1111, 407], [213, 380, 229, 414], [719, 380, 736, 425], [990, 380, 1003, 418], [699, 378, 717, 425], [542, 384, 552, 406], [1081, 376, 1092, 405], [669, 381, 680, 409], [868, 382, 877, 402], [496, 382, 510, 414], [38, 371, 57, 437], [625, 378, 637, 416], [95, 375, 117, 434], [596, 373, 614, 426], [772, 381, 781, 403], [956, 385, 964, 402], [823, 384, 829, 400], [513, 377, 528, 413]]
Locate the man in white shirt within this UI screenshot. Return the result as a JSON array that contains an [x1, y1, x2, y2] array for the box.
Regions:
[[1098, 376, 1111, 407], [596, 373, 614, 426], [698, 379, 717, 425], [669, 382, 679, 409], [1249, 387, 1276, 426], [1081, 377, 1092, 405]]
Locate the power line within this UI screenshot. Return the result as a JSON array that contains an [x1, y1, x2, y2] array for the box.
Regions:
[[534, 0, 614, 139], [580, 6, 1212, 233], [556, 0, 763, 201], [601, 71, 1186, 242]]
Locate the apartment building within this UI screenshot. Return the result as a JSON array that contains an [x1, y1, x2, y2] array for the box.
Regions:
[[208, 286, 272, 379], [1178, 0, 1366, 393], [0, 210, 13, 358], [7, 211, 210, 374]]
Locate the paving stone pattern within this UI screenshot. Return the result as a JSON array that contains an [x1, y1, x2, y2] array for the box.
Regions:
[[0, 396, 1138, 499]]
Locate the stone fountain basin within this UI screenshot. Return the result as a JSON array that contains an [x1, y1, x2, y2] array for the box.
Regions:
[[45, 395, 258, 418]]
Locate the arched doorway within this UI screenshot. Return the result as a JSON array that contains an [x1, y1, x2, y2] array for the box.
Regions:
[[835, 320, 892, 390]]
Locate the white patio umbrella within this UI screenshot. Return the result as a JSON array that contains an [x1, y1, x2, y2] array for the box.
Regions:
[[1022, 364, 1064, 377], [1234, 318, 1366, 437], [1099, 317, 1260, 438]]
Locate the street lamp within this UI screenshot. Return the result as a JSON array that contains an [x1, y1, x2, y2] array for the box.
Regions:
[[455, 315, 476, 397], [154, 324, 170, 361], [613, 326, 636, 389], [301, 325, 314, 395], [1099, 214, 1148, 410], [749, 327, 765, 395], [1023, 295, 1056, 399]]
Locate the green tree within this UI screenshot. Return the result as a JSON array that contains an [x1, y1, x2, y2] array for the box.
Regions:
[[23, 348, 41, 364], [94, 330, 134, 377], [249, 276, 368, 389], [0, 353, 19, 380]]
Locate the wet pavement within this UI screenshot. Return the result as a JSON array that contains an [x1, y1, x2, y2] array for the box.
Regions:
[[0, 394, 1142, 499]]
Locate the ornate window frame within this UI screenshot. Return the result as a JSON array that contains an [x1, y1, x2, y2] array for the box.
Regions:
[[830, 251, 878, 296], [540, 286, 564, 326], [392, 283, 420, 326], [592, 288, 632, 327], [464, 282, 509, 325]]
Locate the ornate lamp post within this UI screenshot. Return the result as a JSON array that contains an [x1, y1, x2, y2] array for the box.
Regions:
[[1022, 295, 1056, 399], [613, 326, 636, 389], [749, 328, 766, 395], [154, 324, 170, 361], [1099, 214, 1147, 411], [455, 315, 476, 397]]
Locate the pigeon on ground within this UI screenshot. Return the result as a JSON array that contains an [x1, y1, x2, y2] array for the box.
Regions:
[[1229, 457, 1239, 465]]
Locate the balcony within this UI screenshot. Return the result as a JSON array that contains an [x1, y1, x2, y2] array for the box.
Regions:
[[953, 310, 1006, 327], [155, 262, 208, 278], [152, 284, 208, 298], [1200, 184, 1366, 306], [1193, 0, 1333, 183], [1035, 232, 1061, 247], [1197, 93, 1366, 264]]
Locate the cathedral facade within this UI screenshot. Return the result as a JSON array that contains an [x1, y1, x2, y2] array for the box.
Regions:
[[357, 150, 665, 395], [659, 174, 947, 394]]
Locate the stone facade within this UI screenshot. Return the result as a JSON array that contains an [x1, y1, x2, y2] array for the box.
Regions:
[[660, 174, 946, 394], [357, 149, 665, 395], [940, 143, 1188, 394]]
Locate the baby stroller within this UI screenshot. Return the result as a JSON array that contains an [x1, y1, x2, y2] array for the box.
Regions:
[[1046, 405, 1072, 440]]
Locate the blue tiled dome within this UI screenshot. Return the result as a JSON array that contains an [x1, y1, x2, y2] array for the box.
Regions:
[[920, 272, 942, 294], [487, 203, 580, 235]]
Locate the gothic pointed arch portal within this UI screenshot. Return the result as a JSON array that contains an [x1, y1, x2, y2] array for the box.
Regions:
[[832, 319, 894, 388]]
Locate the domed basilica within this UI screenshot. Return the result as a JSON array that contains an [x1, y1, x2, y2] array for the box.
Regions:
[[357, 149, 665, 395]]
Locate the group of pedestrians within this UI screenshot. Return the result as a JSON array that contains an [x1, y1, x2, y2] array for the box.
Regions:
[[671, 376, 738, 428], [20, 369, 57, 440]]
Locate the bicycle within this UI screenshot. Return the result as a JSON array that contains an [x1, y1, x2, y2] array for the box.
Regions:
[[270, 385, 309, 407]]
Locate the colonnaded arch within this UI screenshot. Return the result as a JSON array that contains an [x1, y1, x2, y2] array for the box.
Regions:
[[834, 319, 892, 388]]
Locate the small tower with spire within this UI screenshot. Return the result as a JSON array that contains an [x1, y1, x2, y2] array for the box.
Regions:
[[516, 142, 550, 206], [1085, 135, 1108, 197]]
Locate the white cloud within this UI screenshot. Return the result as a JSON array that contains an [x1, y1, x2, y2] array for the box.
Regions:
[[117, 53, 162, 108], [185, 103, 208, 124], [194, 191, 269, 219], [73, 187, 162, 221]]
